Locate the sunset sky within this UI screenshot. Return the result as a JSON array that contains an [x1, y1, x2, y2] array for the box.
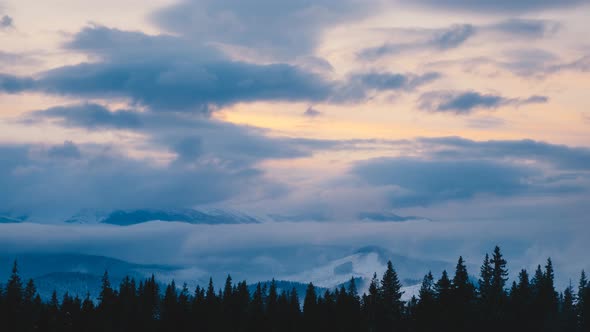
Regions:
[[1, 0, 590, 228]]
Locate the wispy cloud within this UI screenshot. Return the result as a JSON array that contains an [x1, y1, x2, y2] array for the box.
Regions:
[[418, 91, 548, 114]]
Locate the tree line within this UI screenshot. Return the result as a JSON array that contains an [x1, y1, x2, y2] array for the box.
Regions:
[[1, 246, 589, 332]]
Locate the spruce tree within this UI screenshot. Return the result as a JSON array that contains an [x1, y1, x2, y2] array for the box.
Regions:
[[303, 283, 318, 331], [578, 270, 590, 332], [5, 260, 24, 330], [452, 256, 476, 332], [416, 272, 436, 332], [560, 283, 577, 332], [479, 253, 493, 301], [380, 260, 404, 329], [435, 270, 452, 331]]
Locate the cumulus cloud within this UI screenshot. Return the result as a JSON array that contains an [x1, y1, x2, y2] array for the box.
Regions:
[[418, 90, 548, 114]]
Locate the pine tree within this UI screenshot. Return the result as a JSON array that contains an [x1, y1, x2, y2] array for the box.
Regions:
[[267, 279, 279, 331], [416, 272, 436, 332], [5, 260, 24, 330], [364, 273, 381, 332], [451, 256, 476, 332], [490, 246, 508, 297], [303, 283, 319, 332], [380, 260, 404, 329], [578, 270, 590, 332], [479, 253, 493, 301], [560, 282, 577, 332], [435, 270, 452, 331], [508, 269, 534, 331]]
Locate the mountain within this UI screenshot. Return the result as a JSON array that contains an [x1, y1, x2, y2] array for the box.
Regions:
[[357, 211, 429, 222], [280, 246, 452, 298], [0, 246, 453, 301], [0, 213, 28, 224], [65, 208, 260, 225]]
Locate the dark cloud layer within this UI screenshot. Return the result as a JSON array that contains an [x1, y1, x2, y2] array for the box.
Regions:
[[354, 158, 537, 207], [0, 141, 284, 218], [0, 26, 439, 113], [351, 137, 590, 207], [418, 91, 548, 114]]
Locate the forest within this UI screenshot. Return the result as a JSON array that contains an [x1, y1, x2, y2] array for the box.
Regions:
[[1, 246, 589, 332]]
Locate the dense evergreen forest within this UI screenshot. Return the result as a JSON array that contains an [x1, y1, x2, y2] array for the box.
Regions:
[[1, 246, 589, 332]]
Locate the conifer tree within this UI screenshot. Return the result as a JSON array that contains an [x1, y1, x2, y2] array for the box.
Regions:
[[435, 270, 452, 331], [479, 253, 493, 301], [379, 260, 404, 331], [5, 260, 24, 330], [303, 283, 319, 332], [578, 270, 590, 332], [452, 256, 476, 332], [560, 283, 577, 332], [416, 272, 436, 332]]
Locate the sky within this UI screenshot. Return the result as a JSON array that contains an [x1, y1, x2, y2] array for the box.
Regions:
[[0, 0, 589, 279]]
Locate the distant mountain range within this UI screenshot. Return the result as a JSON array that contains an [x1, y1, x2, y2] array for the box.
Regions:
[[1, 208, 428, 225], [0, 246, 453, 302], [65, 208, 261, 225]]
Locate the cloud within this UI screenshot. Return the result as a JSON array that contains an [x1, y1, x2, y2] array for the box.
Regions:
[[150, 0, 383, 59], [22, 103, 336, 167], [349, 72, 441, 92], [466, 116, 506, 129], [346, 136, 590, 208], [426, 51, 590, 78], [0, 15, 12, 29], [0, 141, 285, 218], [0, 26, 439, 112], [47, 141, 81, 159], [408, 0, 587, 13], [486, 18, 560, 38], [0, 217, 587, 289], [27, 103, 142, 129], [353, 158, 538, 207], [303, 106, 322, 118], [431, 24, 476, 50], [35, 60, 334, 113], [418, 90, 548, 114], [359, 19, 559, 61], [415, 136, 590, 171], [359, 24, 476, 60], [0, 74, 34, 93]]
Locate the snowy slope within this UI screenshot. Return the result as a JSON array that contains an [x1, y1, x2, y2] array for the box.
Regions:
[[283, 251, 386, 289], [280, 246, 447, 298]]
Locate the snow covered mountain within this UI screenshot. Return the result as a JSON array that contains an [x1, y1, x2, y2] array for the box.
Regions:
[[65, 208, 260, 225], [280, 246, 451, 300], [0, 246, 451, 302]]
